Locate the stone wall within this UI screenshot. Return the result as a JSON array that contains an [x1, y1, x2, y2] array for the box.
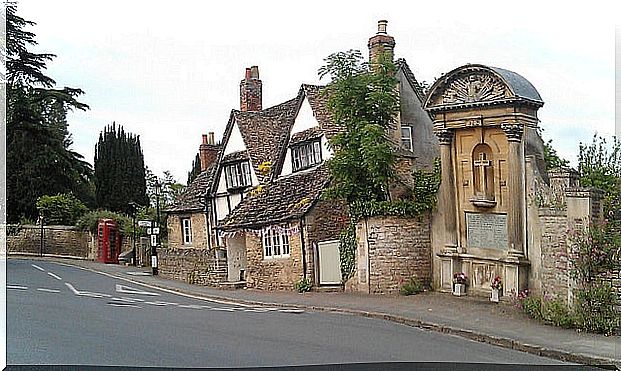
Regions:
[[245, 223, 304, 291], [538, 209, 571, 301], [167, 212, 209, 249], [158, 247, 227, 286], [7, 225, 90, 259], [349, 215, 432, 294]]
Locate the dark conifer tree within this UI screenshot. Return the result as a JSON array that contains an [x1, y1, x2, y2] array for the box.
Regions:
[[187, 153, 202, 184]]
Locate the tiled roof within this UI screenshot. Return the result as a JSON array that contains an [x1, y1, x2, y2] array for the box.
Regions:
[[290, 126, 323, 146], [234, 95, 301, 183], [166, 163, 217, 213], [220, 164, 330, 230], [222, 150, 249, 163], [300, 84, 343, 139]]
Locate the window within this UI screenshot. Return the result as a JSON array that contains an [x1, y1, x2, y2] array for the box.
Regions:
[[225, 161, 252, 189], [401, 126, 413, 151], [292, 140, 322, 172], [262, 226, 291, 259], [181, 218, 192, 245]]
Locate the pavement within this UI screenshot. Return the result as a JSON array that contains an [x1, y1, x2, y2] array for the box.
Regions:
[[16, 256, 621, 368]]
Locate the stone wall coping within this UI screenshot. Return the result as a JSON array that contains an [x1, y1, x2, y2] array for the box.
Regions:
[[538, 208, 567, 217], [565, 187, 604, 198], [548, 168, 579, 178], [8, 224, 81, 230]]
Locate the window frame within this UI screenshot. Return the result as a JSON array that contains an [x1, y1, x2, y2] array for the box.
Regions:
[[224, 160, 252, 190], [401, 126, 413, 151], [181, 217, 192, 245], [291, 139, 323, 172], [262, 226, 291, 260]]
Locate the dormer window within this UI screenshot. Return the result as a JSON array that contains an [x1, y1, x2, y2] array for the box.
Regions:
[[292, 140, 322, 172], [401, 126, 413, 151], [225, 161, 252, 190]]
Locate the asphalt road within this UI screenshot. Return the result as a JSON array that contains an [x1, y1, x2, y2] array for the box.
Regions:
[[7, 258, 570, 368]]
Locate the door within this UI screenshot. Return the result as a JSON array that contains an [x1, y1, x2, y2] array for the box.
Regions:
[[318, 240, 341, 285]]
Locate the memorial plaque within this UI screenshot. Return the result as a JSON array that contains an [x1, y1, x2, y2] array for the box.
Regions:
[[466, 212, 508, 249]]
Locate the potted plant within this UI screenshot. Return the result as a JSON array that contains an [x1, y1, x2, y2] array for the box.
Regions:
[[490, 275, 502, 303], [452, 272, 468, 296]]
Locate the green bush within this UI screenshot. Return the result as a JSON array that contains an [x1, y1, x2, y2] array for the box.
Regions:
[[520, 295, 544, 321], [294, 278, 312, 293], [36, 193, 88, 225], [574, 284, 620, 335], [76, 210, 132, 235], [400, 277, 424, 296], [542, 298, 575, 328]]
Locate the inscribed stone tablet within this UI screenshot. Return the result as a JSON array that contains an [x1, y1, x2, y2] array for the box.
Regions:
[[466, 212, 508, 249]]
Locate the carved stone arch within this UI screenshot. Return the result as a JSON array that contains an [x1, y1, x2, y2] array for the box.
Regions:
[[470, 143, 496, 207]]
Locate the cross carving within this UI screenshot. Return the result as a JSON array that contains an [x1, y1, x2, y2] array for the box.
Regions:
[[474, 152, 493, 199]]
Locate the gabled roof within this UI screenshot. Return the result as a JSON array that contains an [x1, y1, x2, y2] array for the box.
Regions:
[[395, 58, 427, 104], [166, 162, 217, 213], [220, 164, 330, 230], [300, 84, 342, 139]]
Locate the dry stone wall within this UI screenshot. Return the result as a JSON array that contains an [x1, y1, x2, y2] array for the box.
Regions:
[[7, 225, 90, 258], [538, 209, 570, 300], [158, 247, 227, 286]]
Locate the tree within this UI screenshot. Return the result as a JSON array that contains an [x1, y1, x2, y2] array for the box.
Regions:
[[36, 193, 87, 225], [6, 4, 93, 222], [318, 50, 399, 203], [187, 153, 202, 185], [578, 135, 620, 219], [94, 123, 149, 214], [543, 139, 569, 170]]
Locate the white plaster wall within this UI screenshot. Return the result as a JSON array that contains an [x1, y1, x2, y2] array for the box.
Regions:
[[215, 196, 229, 222], [224, 122, 246, 155], [290, 98, 318, 135], [226, 234, 247, 282]]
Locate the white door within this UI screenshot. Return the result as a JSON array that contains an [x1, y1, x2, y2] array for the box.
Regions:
[[318, 240, 341, 285]]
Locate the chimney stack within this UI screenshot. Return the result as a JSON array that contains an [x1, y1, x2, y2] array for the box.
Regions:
[[240, 65, 262, 112], [368, 20, 395, 64], [199, 132, 218, 172]]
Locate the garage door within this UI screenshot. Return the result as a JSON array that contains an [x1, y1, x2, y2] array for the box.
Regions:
[[318, 240, 341, 285]]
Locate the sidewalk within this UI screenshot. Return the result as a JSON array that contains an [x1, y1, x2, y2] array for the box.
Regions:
[[32, 257, 621, 367]]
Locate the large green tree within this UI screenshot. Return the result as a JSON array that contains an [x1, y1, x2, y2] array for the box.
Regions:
[[578, 135, 620, 219], [319, 50, 399, 203], [94, 123, 149, 214], [6, 4, 92, 223]]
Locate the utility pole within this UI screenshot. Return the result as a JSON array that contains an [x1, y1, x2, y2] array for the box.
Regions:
[[152, 181, 161, 275], [38, 215, 44, 257], [129, 201, 138, 267]]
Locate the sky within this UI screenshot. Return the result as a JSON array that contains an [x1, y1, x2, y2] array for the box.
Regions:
[[17, 0, 617, 184]]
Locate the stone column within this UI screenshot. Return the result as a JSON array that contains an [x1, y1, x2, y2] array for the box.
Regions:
[[436, 129, 458, 252], [502, 123, 525, 256]]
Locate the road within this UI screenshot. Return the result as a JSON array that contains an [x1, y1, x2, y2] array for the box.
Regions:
[[7, 258, 570, 368]]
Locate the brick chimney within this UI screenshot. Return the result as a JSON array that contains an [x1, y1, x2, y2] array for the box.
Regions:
[[199, 132, 218, 171], [240, 66, 262, 112], [368, 20, 395, 64]]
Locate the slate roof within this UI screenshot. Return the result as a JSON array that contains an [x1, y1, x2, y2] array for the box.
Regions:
[[232, 95, 301, 183], [289, 126, 323, 146], [220, 164, 330, 230], [166, 163, 217, 213], [489, 66, 543, 103], [222, 150, 249, 163]]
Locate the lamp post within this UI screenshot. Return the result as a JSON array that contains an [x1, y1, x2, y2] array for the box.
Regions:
[[152, 181, 161, 275], [37, 214, 44, 257], [129, 201, 138, 267]]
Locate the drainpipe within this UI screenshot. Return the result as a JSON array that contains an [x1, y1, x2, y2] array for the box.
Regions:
[[299, 217, 307, 280]]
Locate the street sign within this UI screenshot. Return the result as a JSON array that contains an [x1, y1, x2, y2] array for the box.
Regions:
[[152, 227, 160, 235], [150, 235, 157, 247], [138, 220, 152, 227]]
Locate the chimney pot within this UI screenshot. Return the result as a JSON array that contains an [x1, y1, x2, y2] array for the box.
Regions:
[[245, 68, 252, 80], [240, 66, 262, 111], [208, 132, 215, 145], [202, 134, 208, 144], [250, 66, 259, 79], [377, 20, 388, 34]]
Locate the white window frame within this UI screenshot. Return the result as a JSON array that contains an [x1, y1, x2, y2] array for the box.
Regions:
[[262, 226, 291, 259], [401, 126, 413, 151], [291, 140, 322, 172], [225, 161, 252, 189], [181, 218, 192, 245]]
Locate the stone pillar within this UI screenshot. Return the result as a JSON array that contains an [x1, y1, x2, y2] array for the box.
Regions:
[[502, 123, 525, 257], [436, 129, 458, 252]]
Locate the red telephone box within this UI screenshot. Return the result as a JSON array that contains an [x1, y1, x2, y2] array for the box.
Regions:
[[97, 219, 121, 264]]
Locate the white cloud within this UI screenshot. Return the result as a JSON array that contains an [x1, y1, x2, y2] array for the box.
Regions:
[[17, 0, 617, 182]]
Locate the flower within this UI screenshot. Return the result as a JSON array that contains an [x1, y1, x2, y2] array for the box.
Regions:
[[453, 272, 468, 285], [491, 275, 503, 291]]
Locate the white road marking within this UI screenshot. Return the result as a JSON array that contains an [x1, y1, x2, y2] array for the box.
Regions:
[[211, 307, 235, 312], [110, 297, 138, 303], [126, 271, 151, 276], [65, 283, 112, 298], [177, 304, 203, 309], [7, 285, 28, 290], [116, 284, 160, 296], [243, 308, 269, 313], [47, 272, 62, 280], [31, 264, 46, 272], [37, 288, 61, 293], [107, 303, 141, 308], [120, 297, 145, 302]]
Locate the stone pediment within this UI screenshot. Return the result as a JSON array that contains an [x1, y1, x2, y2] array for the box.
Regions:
[[424, 64, 543, 111]]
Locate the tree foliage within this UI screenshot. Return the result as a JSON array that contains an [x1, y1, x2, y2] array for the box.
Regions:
[[6, 4, 93, 222], [187, 153, 202, 185], [543, 139, 569, 170], [94, 123, 149, 214], [578, 135, 621, 219], [319, 50, 399, 203], [36, 193, 88, 225]]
